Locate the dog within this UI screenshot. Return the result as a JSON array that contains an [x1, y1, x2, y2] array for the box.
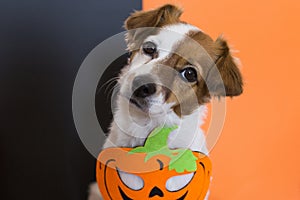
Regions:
[[89, 4, 243, 200]]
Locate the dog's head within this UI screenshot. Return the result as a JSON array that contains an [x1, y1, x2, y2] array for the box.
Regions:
[[118, 4, 243, 118]]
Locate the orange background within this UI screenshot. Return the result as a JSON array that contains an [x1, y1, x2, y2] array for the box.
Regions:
[[144, 0, 300, 199]]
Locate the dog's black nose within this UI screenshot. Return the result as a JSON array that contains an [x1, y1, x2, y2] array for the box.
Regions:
[[132, 76, 156, 98], [134, 83, 156, 98]]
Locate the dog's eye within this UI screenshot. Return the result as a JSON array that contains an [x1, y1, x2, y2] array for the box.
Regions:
[[180, 67, 198, 82], [142, 41, 157, 56]]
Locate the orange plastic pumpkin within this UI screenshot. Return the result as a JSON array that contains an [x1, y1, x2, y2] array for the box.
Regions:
[[96, 147, 211, 200]]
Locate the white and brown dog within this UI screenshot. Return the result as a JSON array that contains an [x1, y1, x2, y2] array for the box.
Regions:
[[89, 4, 243, 200]]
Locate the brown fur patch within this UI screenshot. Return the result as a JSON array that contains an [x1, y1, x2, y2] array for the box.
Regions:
[[124, 4, 183, 52], [125, 4, 182, 30], [159, 31, 214, 116], [158, 30, 243, 116], [212, 37, 243, 96]]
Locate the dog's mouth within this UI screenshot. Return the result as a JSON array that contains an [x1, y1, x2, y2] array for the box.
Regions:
[[129, 96, 166, 114], [129, 96, 154, 112], [129, 97, 146, 110]]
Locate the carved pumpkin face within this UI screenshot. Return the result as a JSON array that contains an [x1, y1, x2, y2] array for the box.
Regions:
[[96, 148, 211, 200]]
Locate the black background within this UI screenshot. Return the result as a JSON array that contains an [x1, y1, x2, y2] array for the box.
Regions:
[[0, 1, 141, 199]]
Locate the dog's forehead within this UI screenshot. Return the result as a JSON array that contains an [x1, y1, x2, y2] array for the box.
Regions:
[[144, 23, 201, 58]]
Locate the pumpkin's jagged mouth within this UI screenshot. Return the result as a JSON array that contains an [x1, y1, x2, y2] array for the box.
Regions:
[[118, 186, 188, 200]]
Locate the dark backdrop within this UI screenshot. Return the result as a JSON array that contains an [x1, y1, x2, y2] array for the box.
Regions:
[[0, 1, 141, 199]]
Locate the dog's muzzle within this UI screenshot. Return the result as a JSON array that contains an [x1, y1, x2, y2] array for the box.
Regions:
[[130, 75, 158, 111]]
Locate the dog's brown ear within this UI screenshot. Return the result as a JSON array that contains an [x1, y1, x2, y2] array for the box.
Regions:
[[124, 4, 182, 51], [207, 36, 243, 97], [124, 4, 182, 30]]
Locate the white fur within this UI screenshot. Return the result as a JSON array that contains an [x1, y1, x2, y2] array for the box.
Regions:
[[104, 96, 208, 153], [143, 23, 200, 59]]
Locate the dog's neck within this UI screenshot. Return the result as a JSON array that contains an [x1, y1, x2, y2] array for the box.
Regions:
[[104, 96, 208, 154]]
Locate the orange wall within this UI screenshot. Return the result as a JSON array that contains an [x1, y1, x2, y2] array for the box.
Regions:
[[144, 0, 300, 199]]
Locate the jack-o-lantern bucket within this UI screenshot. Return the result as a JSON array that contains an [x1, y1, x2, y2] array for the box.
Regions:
[[96, 147, 211, 200]]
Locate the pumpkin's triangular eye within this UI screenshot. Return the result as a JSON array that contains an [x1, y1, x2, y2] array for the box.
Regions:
[[166, 172, 195, 192], [117, 168, 144, 190]]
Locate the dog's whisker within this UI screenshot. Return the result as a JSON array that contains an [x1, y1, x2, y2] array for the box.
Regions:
[[97, 77, 119, 95], [104, 77, 119, 92], [107, 84, 120, 101], [105, 78, 119, 94], [99, 77, 118, 90]]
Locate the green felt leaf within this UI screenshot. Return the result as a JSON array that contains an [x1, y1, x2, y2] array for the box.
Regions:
[[169, 149, 198, 173], [128, 125, 198, 173], [143, 126, 178, 151], [128, 147, 147, 154], [144, 148, 172, 161], [129, 126, 176, 154]]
